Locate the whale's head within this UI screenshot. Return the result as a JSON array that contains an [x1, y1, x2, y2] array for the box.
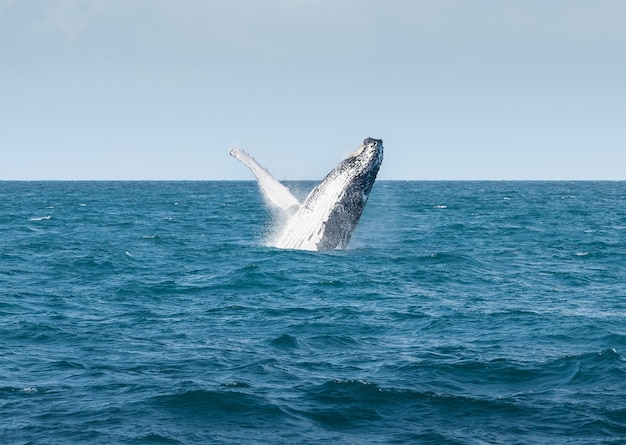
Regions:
[[348, 137, 383, 172], [341, 137, 384, 194]]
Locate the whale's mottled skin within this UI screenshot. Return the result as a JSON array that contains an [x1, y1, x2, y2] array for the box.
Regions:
[[230, 138, 383, 251]]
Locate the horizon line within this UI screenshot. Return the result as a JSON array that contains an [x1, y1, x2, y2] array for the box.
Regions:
[[1, 178, 625, 182]]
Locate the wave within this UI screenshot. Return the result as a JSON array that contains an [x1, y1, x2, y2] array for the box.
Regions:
[[152, 388, 286, 424]]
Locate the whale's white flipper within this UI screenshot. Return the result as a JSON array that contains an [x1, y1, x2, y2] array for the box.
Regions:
[[230, 148, 301, 212]]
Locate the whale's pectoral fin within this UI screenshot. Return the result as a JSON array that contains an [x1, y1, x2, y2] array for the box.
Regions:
[[230, 148, 301, 212]]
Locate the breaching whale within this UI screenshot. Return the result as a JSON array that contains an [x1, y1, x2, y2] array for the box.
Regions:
[[230, 137, 383, 251]]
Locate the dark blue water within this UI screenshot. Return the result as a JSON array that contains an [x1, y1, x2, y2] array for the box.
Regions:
[[1, 181, 625, 444]]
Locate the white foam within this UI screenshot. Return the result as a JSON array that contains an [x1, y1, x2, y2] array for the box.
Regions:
[[29, 215, 52, 221]]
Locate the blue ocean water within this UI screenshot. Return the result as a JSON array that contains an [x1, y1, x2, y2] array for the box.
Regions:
[[1, 180, 625, 444]]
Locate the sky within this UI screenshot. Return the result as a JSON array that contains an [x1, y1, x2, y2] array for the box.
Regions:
[[1, 0, 625, 180]]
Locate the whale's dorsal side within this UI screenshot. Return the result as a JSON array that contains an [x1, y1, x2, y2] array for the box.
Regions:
[[229, 148, 301, 212]]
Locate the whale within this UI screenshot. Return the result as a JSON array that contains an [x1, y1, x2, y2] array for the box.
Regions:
[[230, 137, 383, 251]]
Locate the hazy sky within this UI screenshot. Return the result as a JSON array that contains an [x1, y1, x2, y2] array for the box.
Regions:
[[1, 0, 625, 180]]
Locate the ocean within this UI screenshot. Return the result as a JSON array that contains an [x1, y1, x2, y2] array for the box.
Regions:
[[1, 180, 625, 444]]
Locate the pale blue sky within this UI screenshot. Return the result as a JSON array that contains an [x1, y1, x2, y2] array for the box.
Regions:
[[1, 0, 625, 180]]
